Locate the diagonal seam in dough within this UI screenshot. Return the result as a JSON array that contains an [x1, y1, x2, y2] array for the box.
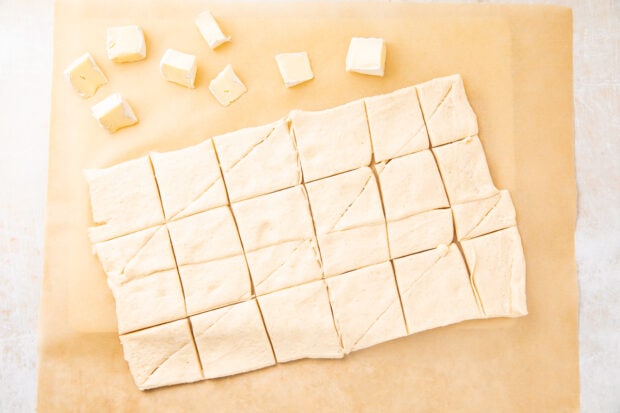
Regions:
[[467, 249, 486, 316], [119, 228, 162, 278], [224, 125, 277, 173], [169, 176, 224, 221], [462, 194, 502, 239], [144, 340, 194, 385], [329, 174, 374, 232], [392, 121, 427, 159], [428, 83, 454, 120], [254, 240, 307, 289], [193, 305, 235, 342], [349, 297, 400, 351], [399, 251, 448, 300]]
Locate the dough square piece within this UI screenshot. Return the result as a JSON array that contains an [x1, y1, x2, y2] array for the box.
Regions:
[[365, 86, 429, 162], [258, 280, 343, 362], [432, 135, 498, 204], [291, 99, 372, 182], [190, 300, 276, 379], [179, 255, 252, 316], [305, 167, 389, 276], [110, 268, 187, 334], [460, 227, 527, 318], [387, 208, 454, 259], [246, 238, 323, 296], [377, 150, 449, 220], [393, 244, 481, 334], [232, 185, 315, 252], [93, 225, 176, 283], [106, 25, 147, 63], [453, 189, 516, 240], [64, 52, 107, 98], [120, 318, 203, 390], [85, 156, 164, 243], [213, 118, 301, 203], [416, 74, 478, 147], [167, 206, 244, 266], [150, 139, 227, 221], [327, 262, 406, 353]]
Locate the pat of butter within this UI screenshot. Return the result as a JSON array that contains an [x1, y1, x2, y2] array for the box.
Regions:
[[106, 25, 147, 63], [275, 52, 314, 88], [91, 93, 138, 133], [160, 49, 197, 88], [345, 37, 386, 77], [64, 53, 107, 98], [209, 64, 247, 106], [195, 11, 230, 50]]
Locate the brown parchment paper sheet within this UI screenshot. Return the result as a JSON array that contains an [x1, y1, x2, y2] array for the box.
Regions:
[[38, 1, 578, 411]]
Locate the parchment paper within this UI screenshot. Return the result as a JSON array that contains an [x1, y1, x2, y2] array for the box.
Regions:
[[38, 1, 578, 411]]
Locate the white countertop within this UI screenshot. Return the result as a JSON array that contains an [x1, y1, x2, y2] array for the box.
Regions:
[[0, 0, 618, 411]]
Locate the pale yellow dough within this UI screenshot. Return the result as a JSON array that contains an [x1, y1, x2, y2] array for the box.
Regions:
[[393, 244, 481, 334], [327, 262, 407, 353], [305, 167, 389, 276], [85, 156, 164, 243], [258, 280, 343, 362], [291, 99, 372, 182], [460, 227, 527, 318], [386, 209, 454, 259], [179, 255, 251, 316], [150, 139, 228, 221], [167, 206, 244, 265], [120, 319, 203, 390], [416, 74, 478, 147], [365, 86, 429, 162], [432, 136, 499, 204], [213, 118, 301, 203], [190, 300, 276, 379], [452, 189, 516, 240]]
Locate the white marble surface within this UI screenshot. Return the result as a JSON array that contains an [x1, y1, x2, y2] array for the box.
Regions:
[[0, 0, 617, 411]]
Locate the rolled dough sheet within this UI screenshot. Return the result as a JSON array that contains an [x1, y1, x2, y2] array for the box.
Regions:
[[258, 280, 343, 363], [452, 189, 516, 241], [460, 227, 527, 318], [150, 139, 228, 221], [305, 167, 389, 276], [432, 135, 499, 205], [327, 262, 407, 353], [213, 118, 302, 203], [290, 99, 372, 182], [393, 244, 481, 334], [190, 300, 276, 379], [364, 86, 429, 162], [416, 74, 478, 147], [85, 156, 164, 243], [119, 318, 203, 390], [386, 208, 454, 260]]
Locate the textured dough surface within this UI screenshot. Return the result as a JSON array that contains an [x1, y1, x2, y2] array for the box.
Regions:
[[291, 100, 372, 182], [258, 280, 343, 362], [119, 319, 203, 390], [452, 189, 516, 240], [190, 300, 276, 379], [365, 86, 429, 162], [393, 244, 481, 334], [460, 227, 527, 317], [327, 262, 407, 353], [306, 167, 389, 275], [214, 118, 302, 203], [150, 140, 228, 220]]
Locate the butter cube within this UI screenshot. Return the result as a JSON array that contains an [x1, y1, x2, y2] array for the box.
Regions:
[[345, 37, 386, 77], [106, 25, 147, 63], [275, 52, 314, 88], [159, 49, 197, 88], [91, 93, 138, 133], [195, 11, 230, 50], [209, 64, 247, 106], [64, 53, 107, 98]]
